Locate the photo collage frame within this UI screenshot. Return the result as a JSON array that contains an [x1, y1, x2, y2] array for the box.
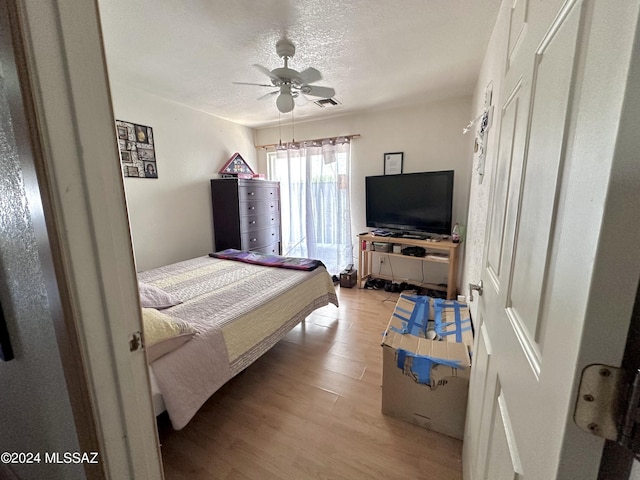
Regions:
[[116, 120, 158, 178]]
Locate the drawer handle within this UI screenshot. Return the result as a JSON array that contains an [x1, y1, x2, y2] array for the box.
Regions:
[[249, 221, 256, 225], [248, 206, 255, 210], [251, 238, 257, 242], [248, 192, 255, 196], [271, 233, 275, 236]]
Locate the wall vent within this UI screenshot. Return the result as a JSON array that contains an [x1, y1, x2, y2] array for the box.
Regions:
[[314, 98, 341, 108]]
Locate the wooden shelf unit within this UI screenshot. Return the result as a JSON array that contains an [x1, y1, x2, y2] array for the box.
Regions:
[[357, 234, 460, 299]]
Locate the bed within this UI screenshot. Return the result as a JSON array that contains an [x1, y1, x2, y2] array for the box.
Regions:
[[137, 254, 339, 430]]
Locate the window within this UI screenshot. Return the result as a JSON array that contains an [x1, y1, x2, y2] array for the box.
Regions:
[[268, 142, 352, 275]]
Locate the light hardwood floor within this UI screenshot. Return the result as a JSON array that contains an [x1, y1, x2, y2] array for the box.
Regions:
[[158, 286, 463, 480]]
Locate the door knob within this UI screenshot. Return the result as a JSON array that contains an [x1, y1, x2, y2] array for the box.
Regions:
[[469, 280, 483, 301]]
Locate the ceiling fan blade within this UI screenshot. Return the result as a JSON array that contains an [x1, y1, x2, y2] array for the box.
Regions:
[[257, 91, 278, 101], [233, 81, 276, 87], [253, 64, 281, 83], [293, 92, 309, 106], [301, 85, 335, 99], [298, 67, 322, 85]]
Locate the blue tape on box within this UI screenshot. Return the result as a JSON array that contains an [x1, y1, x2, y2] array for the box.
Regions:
[[434, 299, 472, 343], [396, 348, 464, 385], [391, 295, 430, 337]]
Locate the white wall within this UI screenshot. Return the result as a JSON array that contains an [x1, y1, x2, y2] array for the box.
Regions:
[[459, 4, 510, 318], [255, 97, 473, 284], [110, 82, 257, 271]]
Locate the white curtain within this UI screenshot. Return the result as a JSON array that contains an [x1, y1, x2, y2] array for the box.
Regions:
[[269, 140, 352, 275]]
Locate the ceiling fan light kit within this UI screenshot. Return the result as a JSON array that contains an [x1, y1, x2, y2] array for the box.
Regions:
[[276, 88, 294, 113], [235, 38, 336, 114]]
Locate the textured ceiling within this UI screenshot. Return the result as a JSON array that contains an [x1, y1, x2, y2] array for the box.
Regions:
[[98, 0, 501, 128]]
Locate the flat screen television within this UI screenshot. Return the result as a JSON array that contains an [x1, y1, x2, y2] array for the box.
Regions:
[[365, 170, 454, 235]]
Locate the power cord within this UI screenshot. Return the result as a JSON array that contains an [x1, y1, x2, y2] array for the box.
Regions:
[[382, 291, 397, 304]]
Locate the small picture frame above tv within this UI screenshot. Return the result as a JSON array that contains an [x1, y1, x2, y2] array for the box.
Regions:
[[384, 152, 403, 175]]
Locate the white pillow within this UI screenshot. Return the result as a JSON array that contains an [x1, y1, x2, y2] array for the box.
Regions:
[[141, 308, 196, 362], [138, 282, 182, 309]]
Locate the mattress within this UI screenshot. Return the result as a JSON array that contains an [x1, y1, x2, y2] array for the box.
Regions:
[[138, 256, 338, 429]]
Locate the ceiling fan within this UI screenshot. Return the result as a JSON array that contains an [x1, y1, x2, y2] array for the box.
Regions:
[[234, 38, 336, 114]]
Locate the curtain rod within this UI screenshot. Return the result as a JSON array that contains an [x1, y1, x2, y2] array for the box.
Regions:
[[255, 134, 361, 150]]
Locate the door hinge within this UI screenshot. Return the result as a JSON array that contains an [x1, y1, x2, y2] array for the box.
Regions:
[[129, 331, 144, 352], [574, 364, 640, 453]]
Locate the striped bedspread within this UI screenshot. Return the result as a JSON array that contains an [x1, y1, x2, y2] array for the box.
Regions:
[[139, 256, 339, 429]]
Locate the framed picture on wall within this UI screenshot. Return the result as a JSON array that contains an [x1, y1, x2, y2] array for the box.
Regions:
[[143, 161, 158, 178], [115, 120, 158, 178], [384, 152, 403, 175], [117, 125, 127, 139]]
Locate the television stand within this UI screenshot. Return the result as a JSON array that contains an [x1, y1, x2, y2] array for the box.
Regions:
[[357, 233, 460, 299]]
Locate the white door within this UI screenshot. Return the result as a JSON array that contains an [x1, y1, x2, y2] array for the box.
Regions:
[[464, 1, 640, 479]]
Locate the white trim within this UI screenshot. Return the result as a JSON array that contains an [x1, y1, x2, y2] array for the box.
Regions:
[[17, 1, 163, 478]]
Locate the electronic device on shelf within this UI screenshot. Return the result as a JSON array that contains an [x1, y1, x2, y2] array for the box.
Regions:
[[372, 242, 392, 252], [370, 229, 393, 237], [365, 170, 454, 236], [402, 246, 426, 257]]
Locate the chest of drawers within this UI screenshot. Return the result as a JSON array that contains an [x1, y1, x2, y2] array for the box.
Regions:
[[210, 178, 281, 255]]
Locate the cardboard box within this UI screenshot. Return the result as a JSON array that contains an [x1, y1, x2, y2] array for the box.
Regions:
[[381, 294, 472, 439]]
